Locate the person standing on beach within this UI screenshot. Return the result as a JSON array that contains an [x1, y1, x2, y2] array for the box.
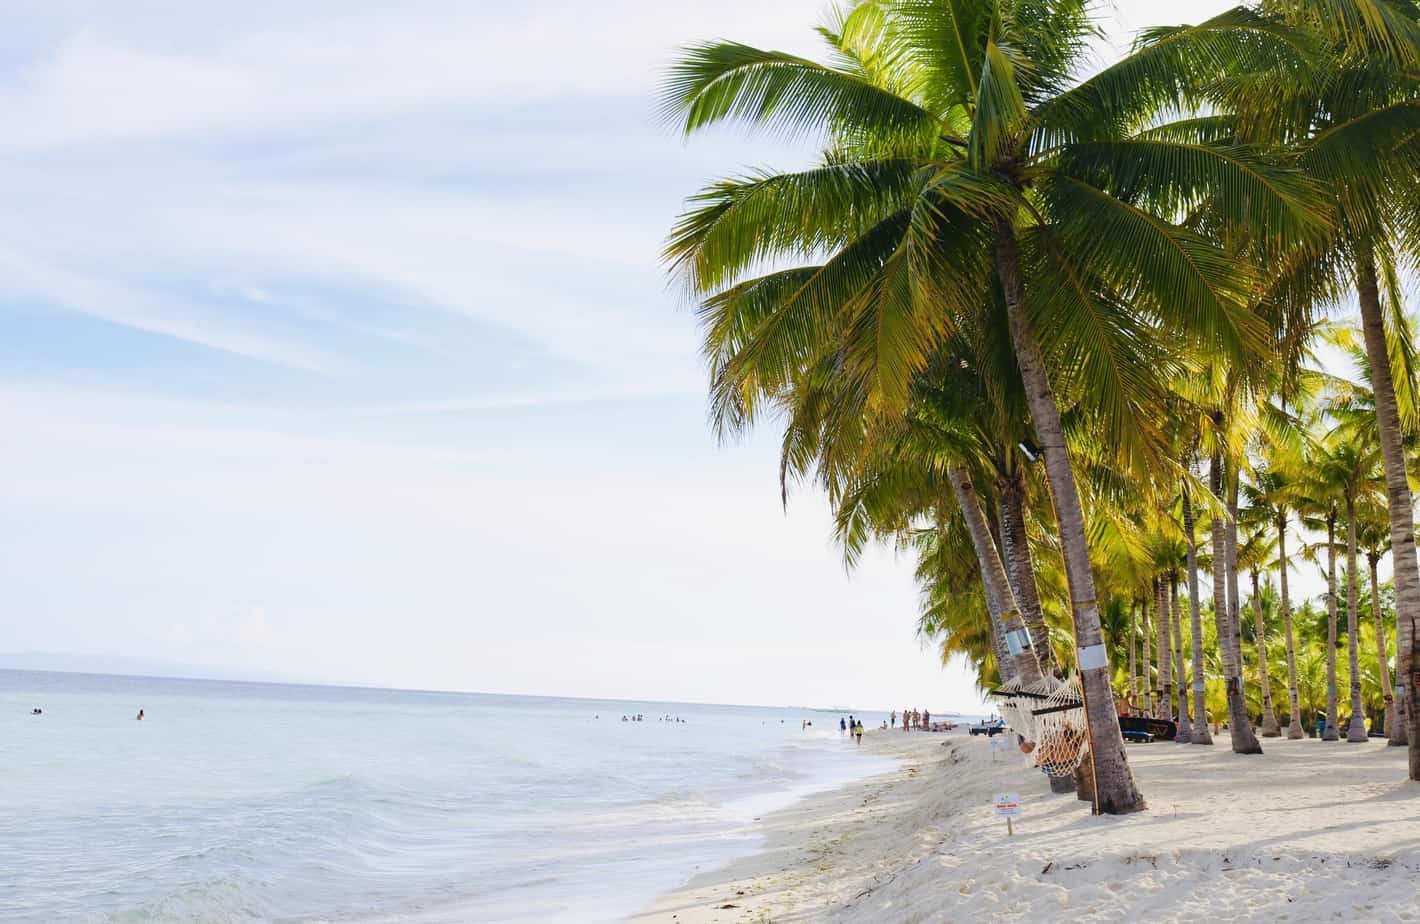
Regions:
[[839, 717, 846, 736], [854, 720, 863, 745]]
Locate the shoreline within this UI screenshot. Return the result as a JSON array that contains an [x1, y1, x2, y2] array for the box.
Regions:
[[630, 730, 963, 923], [633, 730, 1420, 923]]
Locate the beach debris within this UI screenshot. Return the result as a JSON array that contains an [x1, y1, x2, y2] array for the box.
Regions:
[[717, 902, 738, 909], [1041, 861, 1054, 875]]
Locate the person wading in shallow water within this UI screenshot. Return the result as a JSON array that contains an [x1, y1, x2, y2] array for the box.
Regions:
[[853, 720, 863, 746], [136, 709, 144, 721]]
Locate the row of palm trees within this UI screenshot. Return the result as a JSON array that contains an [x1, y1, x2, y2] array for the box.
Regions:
[[663, 0, 1420, 813], [1120, 395, 1407, 747]]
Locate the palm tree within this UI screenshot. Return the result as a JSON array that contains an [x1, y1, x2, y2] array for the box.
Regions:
[[951, 463, 1048, 688], [1182, 479, 1214, 744], [1128, 599, 1140, 708], [1170, 561, 1193, 741], [1244, 465, 1306, 737], [665, 1, 1326, 808], [1298, 454, 1344, 741], [1212, 444, 1263, 752], [1158, 571, 1174, 721], [1326, 438, 1384, 741], [1238, 511, 1282, 735], [1358, 500, 1396, 736], [1243, 0, 1420, 775], [1325, 321, 1418, 747]]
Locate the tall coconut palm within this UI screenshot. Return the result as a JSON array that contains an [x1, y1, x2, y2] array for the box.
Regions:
[[1210, 445, 1263, 752], [1325, 439, 1384, 741], [1326, 320, 1418, 747], [1157, 573, 1174, 720], [1141, 518, 1189, 727], [1358, 500, 1396, 736], [1170, 564, 1193, 741], [1245, 464, 1307, 736], [665, 0, 1326, 811], [1182, 479, 1214, 743], [1238, 511, 1283, 735], [1298, 455, 1345, 740], [1240, 0, 1420, 775], [1140, 578, 1154, 715], [1128, 599, 1140, 708]]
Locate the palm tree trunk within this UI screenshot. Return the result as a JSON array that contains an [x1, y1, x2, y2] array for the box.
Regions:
[[994, 223, 1144, 814], [1370, 552, 1394, 738], [1346, 497, 1368, 742], [1225, 469, 1260, 750], [1157, 575, 1173, 720], [1184, 482, 1213, 745], [1253, 567, 1281, 736], [1129, 600, 1138, 710], [989, 618, 1016, 684], [998, 468, 1055, 675], [1212, 450, 1262, 753], [1171, 572, 1192, 742], [1355, 249, 1419, 775], [950, 466, 1043, 688], [1279, 511, 1304, 739], [1324, 510, 1340, 741], [1140, 582, 1153, 716]]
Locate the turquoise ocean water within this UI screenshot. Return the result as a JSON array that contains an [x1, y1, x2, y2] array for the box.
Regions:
[[1, 670, 907, 922]]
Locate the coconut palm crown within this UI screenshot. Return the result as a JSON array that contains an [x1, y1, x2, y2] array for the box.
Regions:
[[662, 0, 1329, 812]]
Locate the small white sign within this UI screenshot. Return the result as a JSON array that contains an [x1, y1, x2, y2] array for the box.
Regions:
[[993, 792, 1022, 818]]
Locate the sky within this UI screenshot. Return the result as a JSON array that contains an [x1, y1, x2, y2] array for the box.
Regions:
[[0, 0, 1268, 713]]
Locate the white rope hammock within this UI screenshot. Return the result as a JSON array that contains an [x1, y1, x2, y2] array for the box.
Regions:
[[1031, 678, 1091, 777], [996, 676, 1056, 744], [995, 676, 1032, 741]]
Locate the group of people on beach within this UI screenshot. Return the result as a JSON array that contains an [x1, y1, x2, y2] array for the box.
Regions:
[[892, 708, 930, 731], [838, 715, 864, 745]]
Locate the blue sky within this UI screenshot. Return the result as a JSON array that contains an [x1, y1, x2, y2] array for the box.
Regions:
[[0, 0, 1240, 710]]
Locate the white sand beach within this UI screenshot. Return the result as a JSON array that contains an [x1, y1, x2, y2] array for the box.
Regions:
[[634, 731, 1420, 923]]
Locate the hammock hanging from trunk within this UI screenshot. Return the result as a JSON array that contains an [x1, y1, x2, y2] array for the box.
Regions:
[[1030, 678, 1091, 777]]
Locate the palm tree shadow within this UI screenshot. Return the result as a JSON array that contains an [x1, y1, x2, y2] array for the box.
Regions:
[[1233, 817, 1420, 855]]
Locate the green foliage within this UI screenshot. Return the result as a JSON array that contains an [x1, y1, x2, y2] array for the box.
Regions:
[[664, 0, 1420, 701]]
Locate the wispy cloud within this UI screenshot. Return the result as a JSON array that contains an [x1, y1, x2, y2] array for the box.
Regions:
[[352, 380, 701, 417], [0, 2, 826, 154], [0, 246, 343, 372]]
